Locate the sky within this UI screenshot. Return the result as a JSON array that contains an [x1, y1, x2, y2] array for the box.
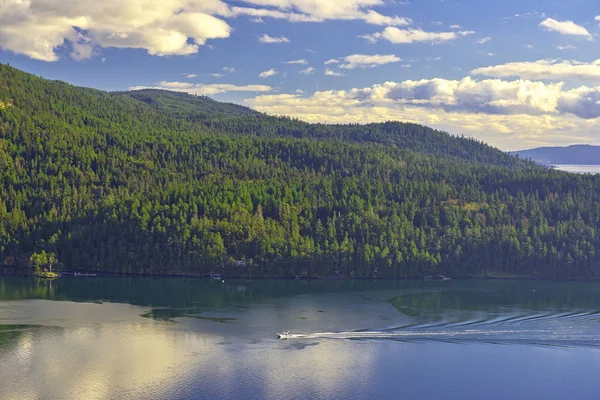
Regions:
[[1, 0, 599, 150]]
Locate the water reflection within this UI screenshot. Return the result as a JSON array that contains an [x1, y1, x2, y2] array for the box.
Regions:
[[5, 278, 600, 313], [0, 300, 380, 400], [3, 278, 600, 399], [0, 319, 227, 400]]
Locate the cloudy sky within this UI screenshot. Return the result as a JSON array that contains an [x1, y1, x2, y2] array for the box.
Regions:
[[1, 0, 599, 150]]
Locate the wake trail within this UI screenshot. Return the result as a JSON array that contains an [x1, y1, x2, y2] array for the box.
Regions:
[[279, 310, 600, 348]]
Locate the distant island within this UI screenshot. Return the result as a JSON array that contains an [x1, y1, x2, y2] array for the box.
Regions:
[[2, 64, 600, 281], [510, 145, 600, 166]]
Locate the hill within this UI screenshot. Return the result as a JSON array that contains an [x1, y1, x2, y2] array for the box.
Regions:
[[120, 89, 529, 167], [511, 145, 600, 165], [2, 64, 600, 280]]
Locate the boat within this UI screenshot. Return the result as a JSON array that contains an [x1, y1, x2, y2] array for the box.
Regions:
[[277, 331, 293, 339], [74, 272, 98, 277], [210, 274, 222, 280]]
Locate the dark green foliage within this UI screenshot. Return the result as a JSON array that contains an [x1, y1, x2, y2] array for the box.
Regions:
[[1, 64, 600, 279]]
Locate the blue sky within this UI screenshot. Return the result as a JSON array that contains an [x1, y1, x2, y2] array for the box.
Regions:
[[1, 0, 599, 150]]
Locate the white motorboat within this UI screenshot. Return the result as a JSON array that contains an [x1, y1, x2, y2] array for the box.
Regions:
[[277, 331, 293, 339]]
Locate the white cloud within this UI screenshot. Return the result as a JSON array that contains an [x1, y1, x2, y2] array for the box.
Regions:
[[210, 73, 226, 78], [513, 12, 546, 18], [286, 59, 308, 64], [223, 67, 236, 73], [296, 89, 305, 93], [539, 18, 592, 39], [477, 37, 491, 44], [450, 24, 462, 29], [245, 78, 600, 148], [184, 73, 198, 78], [259, 68, 278, 78], [300, 67, 316, 75], [0, 0, 232, 61], [258, 33, 291, 43], [130, 81, 272, 96], [472, 59, 600, 82], [556, 44, 577, 50], [235, 0, 411, 26], [0, 0, 416, 61], [231, 6, 321, 23], [325, 69, 345, 76], [247, 77, 600, 119], [324, 54, 402, 69], [362, 27, 474, 44], [596, 16, 600, 23]]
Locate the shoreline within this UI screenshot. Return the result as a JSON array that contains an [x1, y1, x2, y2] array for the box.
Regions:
[[2, 270, 599, 283]]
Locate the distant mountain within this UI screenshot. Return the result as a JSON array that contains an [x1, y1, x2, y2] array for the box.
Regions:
[[511, 145, 600, 165]]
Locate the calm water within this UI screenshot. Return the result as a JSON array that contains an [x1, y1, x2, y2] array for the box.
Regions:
[[2, 278, 600, 399], [553, 164, 600, 174]]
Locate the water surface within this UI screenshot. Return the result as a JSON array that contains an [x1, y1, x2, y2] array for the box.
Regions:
[[553, 164, 600, 174], [1, 278, 600, 399]]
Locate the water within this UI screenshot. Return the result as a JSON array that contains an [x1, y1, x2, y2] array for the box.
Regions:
[[1, 278, 600, 399], [553, 164, 600, 174]]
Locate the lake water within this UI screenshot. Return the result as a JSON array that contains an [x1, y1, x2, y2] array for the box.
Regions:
[[2, 278, 600, 399], [553, 164, 600, 174]]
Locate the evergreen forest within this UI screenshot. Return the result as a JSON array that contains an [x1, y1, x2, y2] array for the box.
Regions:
[[1, 64, 600, 279]]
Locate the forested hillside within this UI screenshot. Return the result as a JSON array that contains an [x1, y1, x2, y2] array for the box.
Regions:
[[122, 89, 529, 167], [1, 64, 600, 279]]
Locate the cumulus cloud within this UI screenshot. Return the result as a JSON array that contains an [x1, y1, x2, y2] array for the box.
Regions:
[[325, 69, 345, 76], [246, 77, 600, 120], [558, 86, 600, 119], [300, 67, 316, 75], [539, 18, 592, 39], [362, 27, 475, 44], [0, 0, 416, 61], [472, 59, 600, 82], [258, 34, 291, 43], [235, 0, 411, 26], [259, 68, 278, 78], [245, 78, 600, 148], [0, 0, 232, 61], [130, 81, 272, 96], [325, 54, 402, 69]]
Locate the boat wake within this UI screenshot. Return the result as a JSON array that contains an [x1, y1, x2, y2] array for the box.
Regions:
[[278, 311, 600, 348]]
